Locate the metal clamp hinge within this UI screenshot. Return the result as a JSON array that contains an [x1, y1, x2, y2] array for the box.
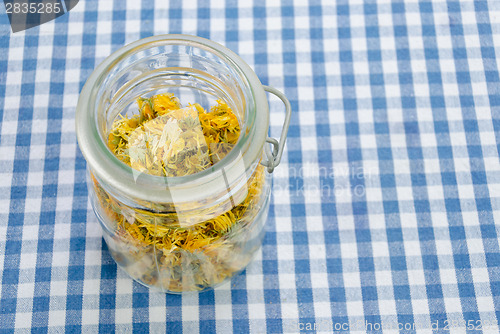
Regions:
[[261, 86, 292, 173]]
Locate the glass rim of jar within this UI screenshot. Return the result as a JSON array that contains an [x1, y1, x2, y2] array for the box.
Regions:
[[75, 34, 269, 204]]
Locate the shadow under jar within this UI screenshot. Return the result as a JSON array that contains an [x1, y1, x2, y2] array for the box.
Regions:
[[75, 35, 291, 293]]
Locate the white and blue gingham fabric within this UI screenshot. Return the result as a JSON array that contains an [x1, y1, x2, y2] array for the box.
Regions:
[[1, 0, 500, 333]]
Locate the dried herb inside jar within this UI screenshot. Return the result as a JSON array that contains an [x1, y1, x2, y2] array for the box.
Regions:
[[107, 93, 240, 177], [97, 92, 266, 292]]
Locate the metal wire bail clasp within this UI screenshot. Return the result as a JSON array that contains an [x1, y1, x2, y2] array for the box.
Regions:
[[262, 86, 292, 173]]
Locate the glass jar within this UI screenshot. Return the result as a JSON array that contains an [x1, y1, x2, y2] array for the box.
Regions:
[[75, 35, 291, 293]]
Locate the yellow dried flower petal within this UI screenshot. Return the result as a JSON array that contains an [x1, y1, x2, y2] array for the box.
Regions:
[[152, 93, 181, 115]]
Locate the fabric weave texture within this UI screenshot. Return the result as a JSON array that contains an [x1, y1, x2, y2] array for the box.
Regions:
[[1, 0, 500, 333]]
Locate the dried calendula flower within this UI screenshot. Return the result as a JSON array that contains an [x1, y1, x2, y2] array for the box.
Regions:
[[137, 97, 155, 122], [151, 92, 181, 115], [109, 93, 239, 177], [100, 92, 266, 292]]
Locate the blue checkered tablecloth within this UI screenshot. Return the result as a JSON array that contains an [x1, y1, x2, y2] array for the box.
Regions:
[[1, 0, 500, 333]]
